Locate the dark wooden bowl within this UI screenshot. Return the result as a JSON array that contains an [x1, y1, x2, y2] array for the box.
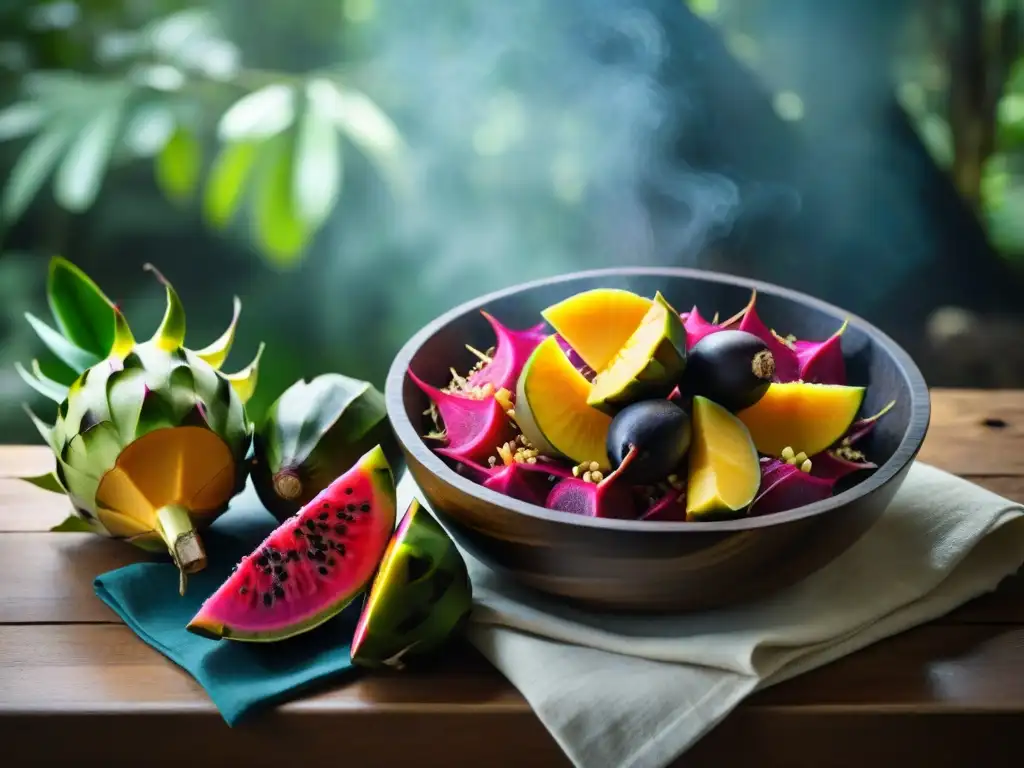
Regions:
[[385, 268, 931, 613]]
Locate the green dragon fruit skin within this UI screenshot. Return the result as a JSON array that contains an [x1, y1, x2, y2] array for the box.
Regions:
[[408, 370, 515, 465]]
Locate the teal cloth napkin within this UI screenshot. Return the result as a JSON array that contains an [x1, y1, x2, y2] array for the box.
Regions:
[[93, 494, 363, 725]]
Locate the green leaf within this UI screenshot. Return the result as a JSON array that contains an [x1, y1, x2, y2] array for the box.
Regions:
[[218, 84, 296, 141], [2, 122, 75, 222], [54, 101, 124, 212], [0, 102, 46, 141], [294, 85, 342, 230], [252, 132, 312, 266], [21, 472, 66, 494], [51, 514, 96, 533], [22, 404, 57, 451], [203, 139, 260, 228], [317, 81, 407, 192], [155, 124, 202, 205], [14, 361, 67, 402], [47, 256, 116, 358], [24, 311, 102, 373]]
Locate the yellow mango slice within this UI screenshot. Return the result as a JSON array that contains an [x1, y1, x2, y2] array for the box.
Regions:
[[737, 382, 865, 457], [541, 289, 653, 372]]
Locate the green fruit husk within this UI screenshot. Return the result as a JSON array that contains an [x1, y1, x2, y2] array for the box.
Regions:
[[251, 373, 402, 522], [586, 292, 688, 415], [350, 499, 473, 670], [21, 262, 262, 593]]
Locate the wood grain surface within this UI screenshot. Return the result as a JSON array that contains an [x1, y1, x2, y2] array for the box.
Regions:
[[1, 388, 1023, 767]]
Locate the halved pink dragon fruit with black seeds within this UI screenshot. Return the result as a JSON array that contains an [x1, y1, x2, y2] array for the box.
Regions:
[[458, 457, 571, 507], [409, 370, 515, 465], [791, 319, 849, 385], [465, 312, 547, 394], [545, 447, 640, 519], [749, 458, 834, 517], [728, 290, 799, 381]]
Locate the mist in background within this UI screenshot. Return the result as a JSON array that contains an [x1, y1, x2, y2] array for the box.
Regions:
[[1, 0, 1022, 443]]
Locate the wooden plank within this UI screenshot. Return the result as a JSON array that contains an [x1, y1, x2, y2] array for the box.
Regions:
[[917, 389, 1024, 475], [3, 486, 1024, 626], [1, 624, 1023, 767], [0, 448, 69, 532], [0, 533, 133, 623]]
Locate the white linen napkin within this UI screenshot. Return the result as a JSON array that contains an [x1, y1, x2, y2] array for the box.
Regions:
[[396, 462, 1024, 768]]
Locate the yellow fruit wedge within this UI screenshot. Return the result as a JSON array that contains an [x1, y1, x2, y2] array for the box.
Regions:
[[587, 292, 687, 414], [687, 396, 761, 520], [737, 382, 865, 457], [515, 335, 613, 469], [541, 288, 653, 372]]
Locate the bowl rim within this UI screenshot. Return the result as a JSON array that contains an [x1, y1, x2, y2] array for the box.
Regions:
[[385, 267, 931, 532]]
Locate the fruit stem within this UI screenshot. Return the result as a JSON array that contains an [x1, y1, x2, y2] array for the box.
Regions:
[[155, 504, 206, 596], [752, 349, 775, 381], [599, 445, 639, 489], [273, 470, 304, 501]]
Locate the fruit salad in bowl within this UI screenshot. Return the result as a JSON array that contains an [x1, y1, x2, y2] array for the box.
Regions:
[[385, 268, 929, 612], [409, 287, 896, 524]]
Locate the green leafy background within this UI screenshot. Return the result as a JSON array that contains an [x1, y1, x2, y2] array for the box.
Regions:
[[2, 0, 1024, 443]]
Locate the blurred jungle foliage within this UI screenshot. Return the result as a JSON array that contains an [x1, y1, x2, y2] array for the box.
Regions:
[[1, 0, 1023, 444]]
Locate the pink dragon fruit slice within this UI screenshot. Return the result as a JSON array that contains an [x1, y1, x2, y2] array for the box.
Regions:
[[409, 370, 515, 465], [843, 400, 896, 445], [546, 477, 638, 519], [726, 290, 800, 381], [792, 319, 849, 385], [680, 306, 727, 350], [457, 456, 572, 506], [810, 451, 877, 481], [808, 399, 896, 481], [749, 459, 835, 517], [553, 333, 596, 381], [640, 490, 688, 521], [465, 312, 547, 394], [545, 446, 640, 519]]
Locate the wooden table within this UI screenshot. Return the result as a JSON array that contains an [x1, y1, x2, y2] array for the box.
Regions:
[[2, 388, 1023, 767]]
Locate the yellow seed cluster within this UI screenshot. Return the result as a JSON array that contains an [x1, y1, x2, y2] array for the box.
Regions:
[[637, 473, 686, 504], [488, 434, 540, 468], [572, 461, 604, 484], [833, 443, 866, 463], [493, 386, 516, 420], [780, 446, 812, 473]]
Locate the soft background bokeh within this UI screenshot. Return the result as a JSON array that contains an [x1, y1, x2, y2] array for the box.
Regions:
[[2, 0, 1023, 444]]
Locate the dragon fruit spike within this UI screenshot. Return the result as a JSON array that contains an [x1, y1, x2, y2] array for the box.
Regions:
[[641, 489, 688, 521], [810, 451, 877, 482], [545, 446, 640, 519], [790, 318, 849, 385], [680, 306, 726, 350], [408, 369, 515, 465], [749, 458, 835, 517], [844, 400, 897, 445], [728, 289, 800, 381], [805, 400, 895, 482], [464, 311, 546, 394]]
